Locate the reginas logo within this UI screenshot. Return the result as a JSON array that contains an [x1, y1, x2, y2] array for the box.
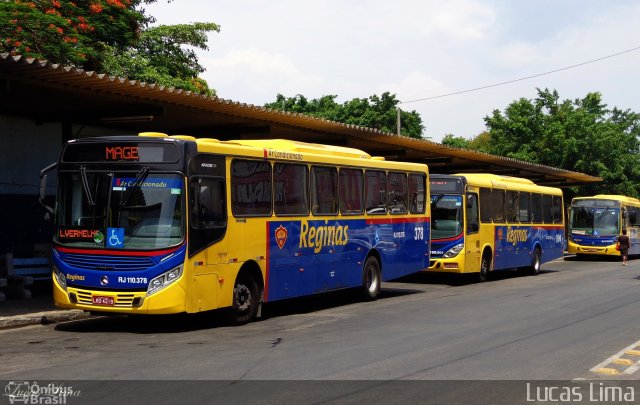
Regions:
[[506, 227, 529, 244], [275, 225, 288, 249], [299, 220, 349, 254]]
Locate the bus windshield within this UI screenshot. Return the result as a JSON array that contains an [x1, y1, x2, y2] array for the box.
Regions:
[[570, 206, 620, 236], [55, 170, 184, 249], [431, 194, 463, 239]]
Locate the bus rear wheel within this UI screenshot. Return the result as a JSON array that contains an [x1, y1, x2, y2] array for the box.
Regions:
[[227, 274, 260, 325], [361, 256, 381, 301], [529, 248, 541, 276]]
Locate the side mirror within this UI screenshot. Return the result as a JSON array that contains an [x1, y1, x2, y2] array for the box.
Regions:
[[39, 162, 57, 220]]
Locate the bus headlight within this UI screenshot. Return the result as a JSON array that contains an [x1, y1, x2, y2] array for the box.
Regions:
[[53, 265, 67, 291], [443, 243, 464, 258], [147, 265, 183, 296]]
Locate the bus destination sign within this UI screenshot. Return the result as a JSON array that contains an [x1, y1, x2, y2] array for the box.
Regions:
[[62, 142, 179, 163]]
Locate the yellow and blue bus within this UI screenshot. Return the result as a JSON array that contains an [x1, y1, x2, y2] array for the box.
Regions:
[[427, 174, 564, 281], [39, 133, 430, 324], [567, 194, 640, 257]]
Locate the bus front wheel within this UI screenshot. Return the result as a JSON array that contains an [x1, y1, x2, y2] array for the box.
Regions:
[[228, 274, 260, 325], [478, 255, 490, 282], [361, 256, 381, 301]]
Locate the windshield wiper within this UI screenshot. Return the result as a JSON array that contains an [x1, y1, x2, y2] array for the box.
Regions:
[[119, 166, 150, 207], [80, 165, 95, 206]]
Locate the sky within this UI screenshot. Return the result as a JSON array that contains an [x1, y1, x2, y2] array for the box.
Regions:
[[145, 0, 640, 142]]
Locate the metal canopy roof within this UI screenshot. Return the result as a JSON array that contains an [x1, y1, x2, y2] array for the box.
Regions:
[[0, 54, 601, 187]]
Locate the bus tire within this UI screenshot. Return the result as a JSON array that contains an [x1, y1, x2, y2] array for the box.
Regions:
[[361, 256, 381, 301], [478, 254, 490, 282], [228, 273, 260, 325], [529, 248, 541, 276]]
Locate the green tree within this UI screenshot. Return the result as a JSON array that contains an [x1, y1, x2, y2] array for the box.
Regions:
[[102, 22, 220, 95], [0, 0, 218, 94], [265, 92, 425, 139], [441, 134, 471, 149], [483, 88, 640, 197], [1, 0, 148, 69], [468, 131, 492, 152]]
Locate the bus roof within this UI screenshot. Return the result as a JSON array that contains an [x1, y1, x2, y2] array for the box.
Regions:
[[452, 173, 563, 195], [139, 133, 428, 172], [572, 194, 640, 205]]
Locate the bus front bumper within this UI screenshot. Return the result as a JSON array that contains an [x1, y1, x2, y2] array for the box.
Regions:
[[53, 276, 188, 315], [567, 241, 619, 256], [425, 256, 464, 273]]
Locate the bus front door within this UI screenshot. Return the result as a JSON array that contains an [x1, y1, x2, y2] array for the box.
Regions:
[[464, 193, 482, 273]]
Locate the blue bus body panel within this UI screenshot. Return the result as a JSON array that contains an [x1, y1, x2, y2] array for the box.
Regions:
[[266, 218, 429, 301], [570, 235, 617, 247], [493, 225, 564, 270], [53, 245, 187, 290]]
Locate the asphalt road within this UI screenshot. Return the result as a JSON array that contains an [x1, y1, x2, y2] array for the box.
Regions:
[[2, 255, 640, 403]]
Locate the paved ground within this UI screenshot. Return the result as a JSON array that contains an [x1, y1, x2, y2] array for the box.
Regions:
[[0, 283, 91, 329]]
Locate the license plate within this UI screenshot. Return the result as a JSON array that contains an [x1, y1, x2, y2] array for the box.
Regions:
[[92, 295, 115, 306]]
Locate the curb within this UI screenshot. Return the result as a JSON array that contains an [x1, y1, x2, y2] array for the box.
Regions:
[[0, 310, 93, 330]]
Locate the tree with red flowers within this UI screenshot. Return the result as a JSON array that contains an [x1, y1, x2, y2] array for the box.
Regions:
[[0, 0, 219, 94]]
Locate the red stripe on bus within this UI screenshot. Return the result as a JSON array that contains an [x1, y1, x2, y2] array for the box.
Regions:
[[264, 221, 270, 302], [54, 244, 184, 257], [433, 234, 463, 242], [366, 217, 430, 225]]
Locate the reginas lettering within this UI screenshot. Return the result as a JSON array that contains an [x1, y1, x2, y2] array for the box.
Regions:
[[506, 227, 528, 243], [299, 220, 349, 253]]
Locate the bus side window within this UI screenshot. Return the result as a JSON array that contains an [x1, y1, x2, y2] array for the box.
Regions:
[[339, 168, 364, 215], [552, 196, 563, 223], [492, 189, 505, 223], [506, 190, 519, 223], [365, 170, 387, 215], [190, 178, 226, 229], [542, 194, 553, 223], [311, 166, 338, 215], [631, 207, 640, 226], [479, 187, 492, 223], [466, 193, 479, 234], [274, 163, 309, 216], [408, 173, 426, 214], [519, 192, 531, 222], [531, 193, 543, 223], [388, 172, 407, 214]]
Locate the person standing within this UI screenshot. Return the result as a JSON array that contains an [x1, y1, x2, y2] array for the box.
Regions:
[[618, 228, 630, 266]]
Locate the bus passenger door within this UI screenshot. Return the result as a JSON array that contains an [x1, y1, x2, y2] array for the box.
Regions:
[[464, 193, 481, 272]]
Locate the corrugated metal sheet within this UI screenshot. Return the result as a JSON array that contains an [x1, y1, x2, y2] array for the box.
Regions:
[[0, 53, 601, 186]]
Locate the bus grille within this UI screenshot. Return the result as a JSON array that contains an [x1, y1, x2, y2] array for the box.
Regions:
[[73, 289, 143, 307], [62, 253, 154, 271]]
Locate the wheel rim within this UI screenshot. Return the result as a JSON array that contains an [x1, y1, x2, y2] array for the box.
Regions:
[[480, 258, 488, 280], [533, 251, 541, 272], [234, 284, 252, 312], [366, 265, 379, 294]]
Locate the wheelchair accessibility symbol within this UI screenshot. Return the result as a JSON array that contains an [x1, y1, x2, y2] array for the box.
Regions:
[[107, 228, 124, 248]]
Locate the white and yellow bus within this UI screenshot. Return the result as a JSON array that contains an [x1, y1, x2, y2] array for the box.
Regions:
[[40, 133, 430, 324], [567, 194, 640, 257], [427, 173, 564, 281]]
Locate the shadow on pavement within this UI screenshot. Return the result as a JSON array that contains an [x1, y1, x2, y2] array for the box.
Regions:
[[54, 285, 423, 334]]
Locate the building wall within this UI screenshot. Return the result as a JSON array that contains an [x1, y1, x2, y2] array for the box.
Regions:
[[0, 115, 125, 255]]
